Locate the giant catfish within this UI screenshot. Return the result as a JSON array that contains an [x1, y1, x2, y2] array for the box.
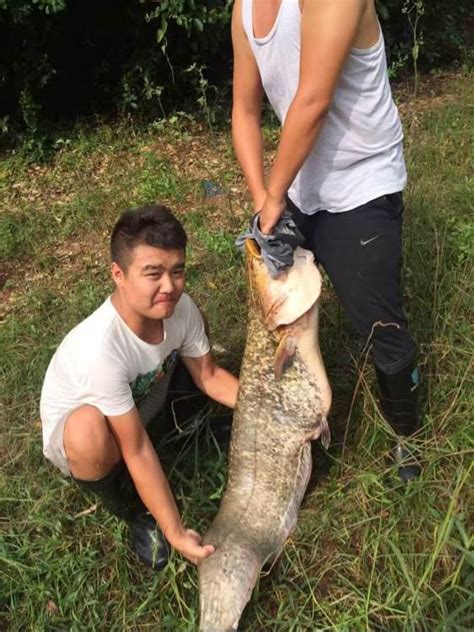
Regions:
[[198, 239, 332, 631]]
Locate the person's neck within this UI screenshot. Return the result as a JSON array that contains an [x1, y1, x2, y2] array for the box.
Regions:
[[110, 292, 164, 345]]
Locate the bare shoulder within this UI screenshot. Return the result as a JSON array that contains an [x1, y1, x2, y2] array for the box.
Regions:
[[296, 0, 377, 99], [300, 0, 379, 48]]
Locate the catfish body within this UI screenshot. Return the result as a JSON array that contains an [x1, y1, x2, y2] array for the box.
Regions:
[[198, 242, 331, 631]]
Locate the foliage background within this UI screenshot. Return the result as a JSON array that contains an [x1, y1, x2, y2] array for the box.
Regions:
[[1, 0, 472, 146]]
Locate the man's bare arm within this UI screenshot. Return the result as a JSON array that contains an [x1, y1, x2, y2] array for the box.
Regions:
[[182, 352, 239, 410], [107, 408, 214, 563], [231, 0, 267, 210], [260, 0, 369, 233]]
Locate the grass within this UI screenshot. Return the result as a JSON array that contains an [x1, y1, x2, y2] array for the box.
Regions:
[[1, 71, 473, 630]]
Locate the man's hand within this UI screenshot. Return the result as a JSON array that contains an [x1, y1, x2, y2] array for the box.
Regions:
[[258, 192, 286, 235], [167, 526, 215, 565]]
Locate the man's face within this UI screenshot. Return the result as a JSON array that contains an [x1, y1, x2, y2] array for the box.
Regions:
[[112, 244, 186, 320]]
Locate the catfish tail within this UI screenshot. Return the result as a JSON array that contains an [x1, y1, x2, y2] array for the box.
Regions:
[[199, 539, 262, 632]]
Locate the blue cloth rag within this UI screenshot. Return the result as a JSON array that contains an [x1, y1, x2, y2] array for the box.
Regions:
[[236, 210, 305, 277]]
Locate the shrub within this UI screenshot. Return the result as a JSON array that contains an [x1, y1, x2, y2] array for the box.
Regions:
[[0, 0, 471, 147]]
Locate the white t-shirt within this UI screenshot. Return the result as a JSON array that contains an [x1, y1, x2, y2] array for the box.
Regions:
[[40, 293, 210, 474]]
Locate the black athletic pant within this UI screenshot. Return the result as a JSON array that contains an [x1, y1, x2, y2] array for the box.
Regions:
[[287, 192, 417, 374]]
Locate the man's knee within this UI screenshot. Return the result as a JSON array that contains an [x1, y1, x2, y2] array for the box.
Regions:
[[64, 405, 120, 475]]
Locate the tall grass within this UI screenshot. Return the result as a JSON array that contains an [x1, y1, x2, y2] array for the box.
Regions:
[[1, 72, 473, 630]]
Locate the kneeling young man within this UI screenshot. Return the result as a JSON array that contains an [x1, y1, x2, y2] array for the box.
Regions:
[[40, 204, 239, 569]]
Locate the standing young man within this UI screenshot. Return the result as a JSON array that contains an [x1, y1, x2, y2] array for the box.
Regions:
[[232, 0, 421, 479], [40, 204, 239, 569]]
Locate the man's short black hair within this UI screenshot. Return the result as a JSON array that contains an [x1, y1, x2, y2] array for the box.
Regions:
[[111, 204, 187, 270]]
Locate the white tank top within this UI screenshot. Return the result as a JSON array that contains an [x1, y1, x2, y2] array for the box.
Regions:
[[242, 0, 407, 214]]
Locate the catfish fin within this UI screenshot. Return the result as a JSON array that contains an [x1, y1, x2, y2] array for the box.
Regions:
[[319, 416, 331, 450], [274, 333, 297, 380]]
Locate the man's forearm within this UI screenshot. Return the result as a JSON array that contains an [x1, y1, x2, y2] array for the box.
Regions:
[[267, 95, 329, 201], [200, 367, 239, 409], [124, 441, 184, 544], [232, 106, 266, 209]]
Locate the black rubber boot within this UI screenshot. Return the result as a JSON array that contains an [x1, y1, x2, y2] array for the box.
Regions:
[[375, 363, 422, 481], [74, 461, 170, 570]]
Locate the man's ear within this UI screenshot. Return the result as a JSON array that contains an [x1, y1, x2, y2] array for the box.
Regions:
[[111, 261, 125, 287]]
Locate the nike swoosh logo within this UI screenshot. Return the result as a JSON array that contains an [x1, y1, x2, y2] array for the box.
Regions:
[[360, 234, 381, 246]]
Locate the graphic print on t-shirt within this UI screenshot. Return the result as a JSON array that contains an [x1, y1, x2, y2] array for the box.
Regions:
[[131, 349, 179, 405]]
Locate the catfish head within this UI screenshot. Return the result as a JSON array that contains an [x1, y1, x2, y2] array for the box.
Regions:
[[245, 239, 322, 331], [245, 239, 323, 380]]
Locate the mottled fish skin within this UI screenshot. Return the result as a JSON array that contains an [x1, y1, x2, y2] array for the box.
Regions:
[[198, 242, 331, 632]]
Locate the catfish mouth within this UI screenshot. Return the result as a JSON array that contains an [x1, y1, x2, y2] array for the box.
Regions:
[[245, 238, 285, 327], [245, 238, 261, 259]]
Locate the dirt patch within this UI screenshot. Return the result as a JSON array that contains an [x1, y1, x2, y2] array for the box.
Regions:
[[2, 71, 468, 319], [0, 230, 109, 320]]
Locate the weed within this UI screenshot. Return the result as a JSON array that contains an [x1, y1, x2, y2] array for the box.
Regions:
[[135, 152, 191, 205]]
